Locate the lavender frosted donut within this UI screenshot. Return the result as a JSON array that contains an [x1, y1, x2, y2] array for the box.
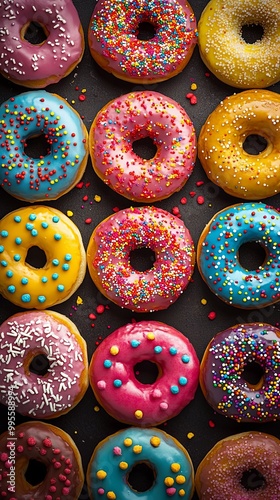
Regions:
[[89, 320, 200, 426], [195, 432, 280, 500], [89, 91, 196, 202], [0, 310, 88, 419], [0, 0, 84, 88], [200, 323, 280, 422]]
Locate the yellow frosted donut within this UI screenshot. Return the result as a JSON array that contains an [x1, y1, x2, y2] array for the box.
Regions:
[[198, 90, 280, 200], [198, 0, 280, 88], [0, 206, 86, 309]]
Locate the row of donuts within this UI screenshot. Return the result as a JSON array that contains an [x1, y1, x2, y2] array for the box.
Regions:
[[1, 88, 280, 204], [2, 419, 280, 499], [0, 312, 280, 499], [1, 0, 280, 89], [0, 311, 279, 425], [0, 201, 280, 311]]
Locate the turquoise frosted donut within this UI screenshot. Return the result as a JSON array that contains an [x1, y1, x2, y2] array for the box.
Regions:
[[87, 427, 194, 499], [197, 202, 280, 308], [0, 91, 88, 202]]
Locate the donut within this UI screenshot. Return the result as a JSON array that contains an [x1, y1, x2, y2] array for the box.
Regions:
[[88, 0, 197, 84], [89, 320, 199, 427], [198, 90, 280, 200], [0, 205, 86, 309], [197, 202, 280, 309], [198, 0, 280, 88], [0, 310, 88, 419], [87, 427, 195, 499], [0, 0, 84, 88], [86, 206, 195, 312], [0, 420, 84, 498], [200, 323, 280, 423], [89, 91, 196, 202], [195, 431, 280, 499], [0, 91, 88, 202]]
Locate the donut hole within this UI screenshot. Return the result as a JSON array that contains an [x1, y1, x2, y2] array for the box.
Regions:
[[29, 354, 50, 376], [22, 21, 49, 45], [136, 21, 157, 41], [238, 241, 266, 271], [25, 246, 47, 269], [242, 134, 268, 155], [132, 137, 157, 160], [241, 24, 264, 44], [24, 134, 51, 159], [127, 461, 156, 492], [25, 459, 48, 485], [129, 247, 156, 271], [241, 468, 266, 491], [134, 360, 159, 384]]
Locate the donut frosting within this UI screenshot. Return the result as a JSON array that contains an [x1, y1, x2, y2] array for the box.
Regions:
[[195, 432, 280, 500], [198, 90, 280, 200], [197, 202, 280, 308], [90, 91, 196, 202], [198, 0, 280, 88], [0, 0, 84, 87], [87, 206, 195, 312], [87, 427, 194, 499], [88, 0, 197, 83], [89, 321, 199, 426], [200, 323, 280, 422], [0, 205, 86, 309], [0, 91, 88, 202], [0, 421, 84, 499], [0, 310, 88, 419]]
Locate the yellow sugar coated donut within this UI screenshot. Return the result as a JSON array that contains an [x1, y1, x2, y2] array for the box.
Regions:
[[198, 90, 280, 199], [0, 205, 86, 309], [198, 0, 280, 88]]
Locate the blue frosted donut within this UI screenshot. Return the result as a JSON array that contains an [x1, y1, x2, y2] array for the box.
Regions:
[[197, 202, 280, 309], [87, 427, 194, 499], [0, 91, 88, 202]]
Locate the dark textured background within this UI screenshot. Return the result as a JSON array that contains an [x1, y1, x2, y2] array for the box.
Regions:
[[0, 1, 280, 498]]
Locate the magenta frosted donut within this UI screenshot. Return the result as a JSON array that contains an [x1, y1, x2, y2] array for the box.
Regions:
[[88, 0, 197, 84], [89, 321, 200, 426], [0, 0, 84, 88], [200, 323, 280, 422], [86, 206, 195, 312], [195, 432, 280, 500], [0, 310, 89, 419], [0, 421, 84, 498], [89, 91, 196, 202]]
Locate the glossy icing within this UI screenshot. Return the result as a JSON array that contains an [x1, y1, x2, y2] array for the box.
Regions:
[[195, 432, 280, 499], [90, 321, 199, 426], [0, 91, 88, 202], [88, 0, 197, 83], [90, 91, 196, 202], [200, 323, 280, 422], [198, 90, 280, 200], [198, 0, 280, 88], [0, 0, 84, 87], [0, 205, 86, 309], [0, 310, 88, 419], [197, 202, 280, 308], [0, 421, 84, 499], [87, 427, 194, 500], [87, 206, 195, 312]]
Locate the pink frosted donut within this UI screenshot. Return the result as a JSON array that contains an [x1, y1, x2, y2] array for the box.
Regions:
[[0, 0, 84, 88], [89, 320, 200, 426], [89, 91, 196, 202], [86, 206, 195, 312], [0, 310, 88, 419], [88, 0, 197, 84]]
